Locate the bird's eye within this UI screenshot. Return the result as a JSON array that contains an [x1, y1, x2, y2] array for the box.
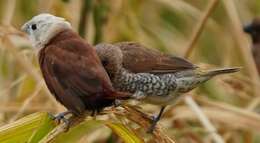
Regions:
[[31, 24, 37, 30], [102, 60, 109, 66]]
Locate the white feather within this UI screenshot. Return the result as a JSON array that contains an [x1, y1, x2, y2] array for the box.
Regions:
[[21, 13, 72, 49]]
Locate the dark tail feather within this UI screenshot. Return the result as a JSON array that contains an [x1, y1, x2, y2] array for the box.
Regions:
[[106, 91, 132, 100], [204, 67, 241, 77]]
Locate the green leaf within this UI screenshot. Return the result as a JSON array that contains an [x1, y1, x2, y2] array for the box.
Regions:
[[0, 112, 56, 143], [106, 122, 144, 143], [54, 120, 104, 143], [54, 120, 144, 143], [28, 113, 56, 143], [0, 113, 143, 143]]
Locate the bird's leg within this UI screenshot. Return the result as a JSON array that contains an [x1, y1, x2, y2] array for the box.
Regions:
[[147, 106, 166, 133], [54, 110, 73, 123], [91, 110, 98, 120], [53, 110, 74, 132]]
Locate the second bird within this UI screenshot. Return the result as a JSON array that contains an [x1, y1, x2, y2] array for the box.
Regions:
[[96, 42, 239, 133], [244, 18, 260, 73]]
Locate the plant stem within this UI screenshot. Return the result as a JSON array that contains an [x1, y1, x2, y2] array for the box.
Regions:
[[93, 0, 109, 44], [181, 0, 224, 143], [1, 0, 16, 25], [184, 0, 219, 59], [222, 0, 260, 109], [78, 0, 93, 38], [185, 96, 224, 143]]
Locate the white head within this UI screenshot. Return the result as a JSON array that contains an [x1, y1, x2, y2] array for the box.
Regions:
[[21, 13, 72, 48]]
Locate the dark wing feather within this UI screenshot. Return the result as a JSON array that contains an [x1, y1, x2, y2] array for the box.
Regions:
[[39, 39, 115, 113], [115, 42, 196, 74]]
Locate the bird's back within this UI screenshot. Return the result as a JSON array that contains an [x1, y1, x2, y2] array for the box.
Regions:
[[115, 42, 197, 74]]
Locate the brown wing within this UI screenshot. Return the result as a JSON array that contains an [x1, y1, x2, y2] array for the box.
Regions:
[[39, 37, 116, 114], [115, 42, 196, 74]]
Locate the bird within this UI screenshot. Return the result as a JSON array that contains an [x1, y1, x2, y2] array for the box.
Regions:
[[95, 42, 240, 133], [21, 14, 131, 124], [243, 17, 260, 73]]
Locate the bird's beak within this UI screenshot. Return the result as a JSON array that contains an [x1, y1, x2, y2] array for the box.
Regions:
[[21, 23, 28, 33], [243, 24, 253, 34]]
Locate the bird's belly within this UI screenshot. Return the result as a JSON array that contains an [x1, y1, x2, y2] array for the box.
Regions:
[[143, 92, 181, 106]]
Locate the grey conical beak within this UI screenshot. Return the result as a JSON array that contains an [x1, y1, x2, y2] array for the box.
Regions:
[[21, 23, 28, 33]]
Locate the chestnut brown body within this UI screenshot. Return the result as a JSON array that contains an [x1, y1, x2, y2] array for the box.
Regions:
[[39, 29, 128, 115]]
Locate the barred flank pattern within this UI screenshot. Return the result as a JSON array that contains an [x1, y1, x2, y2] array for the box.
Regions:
[[113, 70, 178, 97], [113, 69, 211, 98]]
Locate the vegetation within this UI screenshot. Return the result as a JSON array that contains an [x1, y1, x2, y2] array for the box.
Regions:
[[0, 0, 259, 142]]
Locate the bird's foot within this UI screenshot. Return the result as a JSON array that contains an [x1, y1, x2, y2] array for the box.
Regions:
[[60, 118, 71, 132], [53, 111, 73, 131], [91, 109, 101, 119], [54, 111, 72, 123], [147, 115, 159, 133], [150, 115, 157, 121], [146, 106, 166, 133]]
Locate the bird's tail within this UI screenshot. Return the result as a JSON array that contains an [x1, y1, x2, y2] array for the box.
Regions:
[[175, 67, 240, 93], [202, 67, 241, 77]]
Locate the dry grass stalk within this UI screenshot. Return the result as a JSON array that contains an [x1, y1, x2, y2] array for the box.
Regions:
[[38, 0, 54, 13], [39, 116, 86, 143], [0, 35, 57, 107], [184, 96, 224, 143], [0, 104, 54, 112], [39, 105, 174, 143], [1, 0, 16, 25], [197, 97, 260, 123], [119, 105, 176, 143], [0, 0, 56, 108], [0, 74, 27, 97], [8, 82, 44, 123], [246, 97, 260, 110], [184, 0, 219, 58], [180, 0, 225, 142], [173, 103, 260, 132], [1, 36, 41, 83], [222, 0, 260, 109]]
